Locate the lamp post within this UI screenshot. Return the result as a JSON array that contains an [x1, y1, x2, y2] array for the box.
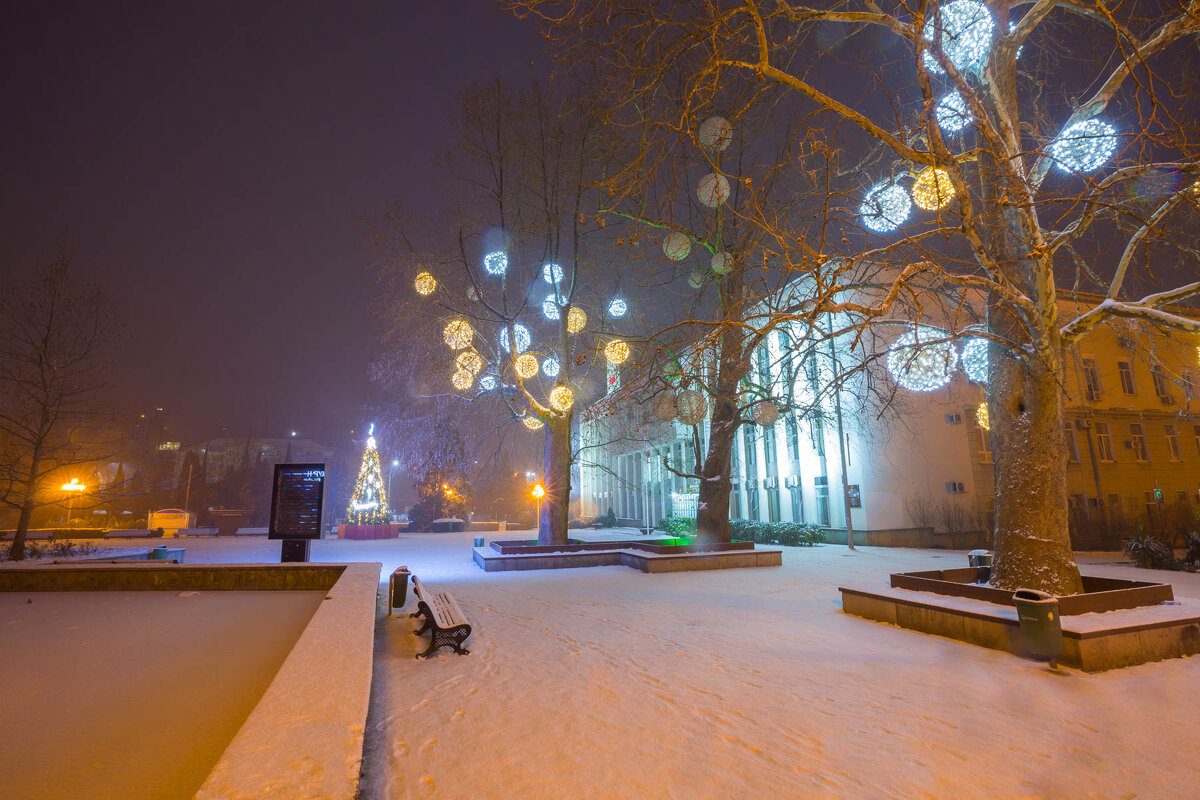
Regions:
[[61, 478, 87, 525], [532, 483, 545, 529]]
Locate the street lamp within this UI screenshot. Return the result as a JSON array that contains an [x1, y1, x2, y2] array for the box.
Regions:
[[61, 478, 86, 525], [532, 483, 545, 528]]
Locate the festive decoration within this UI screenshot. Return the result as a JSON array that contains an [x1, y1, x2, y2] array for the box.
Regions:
[[479, 374, 498, 392], [697, 172, 731, 207], [675, 389, 708, 425], [467, 285, 480, 303], [607, 297, 627, 318], [549, 385, 575, 413], [859, 182, 912, 233], [414, 271, 437, 295], [451, 369, 474, 391], [922, 1, 994, 75], [663, 231, 692, 261], [688, 269, 706, 289], [664, 360, 684, 383], [698, 116, 733, 151], [960, 337, 989, 383], [752, 399, 779, 427], [346, 426, 389, 525], [711, 251, 733, 274], [976, 401, 990, 430], [652, 391, 678, 421], [935, 91, 972, 133], [542, 295, 561, 320], [542, 357, 561, 378], [515, 353, 540, 379], [443, 319, 473, 350], [887, 326, 958, 391], [483, 251, 507, 276], [911, 167, 956, 210], [455, 350, 483, 374], [521, 415, 544, 430], [604, 339, 630, 365], [567, 306, 587, 333], [1049, 119, 1117, 173], [499, 322, 531, 353], [542, 263, 564, 285]]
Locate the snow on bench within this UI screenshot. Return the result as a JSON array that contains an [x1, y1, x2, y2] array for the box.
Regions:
[[410, 575, 472, 659]]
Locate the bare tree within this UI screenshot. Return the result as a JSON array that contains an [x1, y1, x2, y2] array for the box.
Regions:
[[1, 257, 111, 560]]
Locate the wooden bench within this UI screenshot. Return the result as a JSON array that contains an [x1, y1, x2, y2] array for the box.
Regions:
[[410, 575, 472, 659]]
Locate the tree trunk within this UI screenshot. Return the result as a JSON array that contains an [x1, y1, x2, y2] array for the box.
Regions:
[[538, 412, 571, 545], [8, 452, 41, 561], [696, 399, 736, 544]]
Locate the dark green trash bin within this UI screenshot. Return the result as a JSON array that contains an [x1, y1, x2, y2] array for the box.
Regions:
[[1013, 588, 1063, 667]]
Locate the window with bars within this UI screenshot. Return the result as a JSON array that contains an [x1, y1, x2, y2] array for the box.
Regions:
[[1082, 357, 1101, 401], [1130, 423, 1149, 462], [1117, 361, 1136, 394], [1165, 424, 1182, 461], [1095, 422, 1115, 462]]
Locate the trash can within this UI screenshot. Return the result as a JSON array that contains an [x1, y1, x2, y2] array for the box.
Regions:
[[473, 536, 485, 547], [388, 566, 411, 616], [1013, 588, 1063, 667], [967, 549, 993, 583], [149, 545, 170, 560]]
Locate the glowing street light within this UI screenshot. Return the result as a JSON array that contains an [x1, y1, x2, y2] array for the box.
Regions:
[[61, 478, 86, 525], [531, 483, 545, 527]]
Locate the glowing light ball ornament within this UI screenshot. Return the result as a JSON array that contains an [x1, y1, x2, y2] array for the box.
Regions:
[[549, 385, 575, 413], [451, 369, 474, 391], [859, 182, 912, 233], [542, 263, 564, 286], [515, 353, 540, 379], [652, 391, 678, 421], [566, 306, 587, 334], [607, 298, 627, 318], [751, 400, 779, 427], [887, 326, 958, 392], [922, 1, 994, 75], [499, 323, 531, 354], [675, 389, 708, 425], [479, 374, 498, 392], [935, 91, 972, 133], [604, 339, 630, 365], [698, 116, 733, 151], [976, 401, 990, 430], [443, 319, 474, 350], [542, 357, 560, 378], [688, 270, 706, 289], [711, 251, 733, 275], [697, 173, 731, 208], [414, 271, 437, 296], [456, 350, 483, 375], [542, 295, 561, 320], [467, 285, 480, 303], [911, 167, 956, 211], [663, 231, 692, 261], [483, 251, 508, 276], [1049, 119, 1118, 173], [960, 337, 989, 383], [521, 415, 544, 431]]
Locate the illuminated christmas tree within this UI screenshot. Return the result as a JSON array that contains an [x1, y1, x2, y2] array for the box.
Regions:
[[346, 425, 390, 525]]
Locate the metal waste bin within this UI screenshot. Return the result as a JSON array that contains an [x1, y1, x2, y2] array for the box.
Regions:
[[473, 536, 485, 547], [1013, 588, 1063, 667], [388, 566, 411, 617], [149, 545, 170, 560], [967, 549, 992, 583]]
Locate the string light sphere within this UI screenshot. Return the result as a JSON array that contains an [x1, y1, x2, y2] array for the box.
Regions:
[[1049, 119, 1117, 173], [515, 353, 540, 379], [976, 401, 990, 430], [483, 251, 508, 276], [521, 415, 544, 431], [960, 337, 989, 383], [711, 251, 733, 275], [859, 182, 912, 233], [886, 326, 958, 392], [604, 339, 630, 365], [443, 319, 474, 350], [607, 298, 627, 318], [467, 285, 480, 303], [688, 269, 706, 289], [542, 263, 564, 286], [455, 349, 484, 375], [751, 400, 779, 427], [663, 231, 692, 261], [911, 167, 956, 211], [413, 271, 437, 296], [697, 173, 731, 208], [566, 306, 587, 334], [698, 116, 733, 151], [652, 391, 678, 421], [675, 389, 708, 425], [549, 385, 575, 413], [935, 91, 972, 133], [664, 360, 684, 383], [451, 369, 474, 391], [542, 295, 561, 320], [479, 374, 498, 392], [922, 0, 994, 75], [542, 357, 560, 378], [498, 323, 531, 353]]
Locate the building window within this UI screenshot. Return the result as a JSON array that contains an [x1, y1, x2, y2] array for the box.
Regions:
[[1151, 364, 1173, 404], [1082, 357, 1101, 401], [1064, 423, 1080, 463], [814, 477, 831, 527], [1130, 423, 1149, 462], [1185, 369, 1198, 400], [767, 488, 781, 522], [743, 427, 757, 469], [789, 485, 803, 522], [1117, 361, 1136, 395], [730, 488, 741, 520], [1095, 422, 1115, 462], [747, 486, 760, 520], [976, 425, 992, 464], [763, 426, 777, 467], [785, 415, 800, 461], [1195, 425, 1200, 458], [811, 416, 826, 459], [1165, 424, 1182, 461], [757, 344, 772, 390], [1107, 493, 1122, 512]]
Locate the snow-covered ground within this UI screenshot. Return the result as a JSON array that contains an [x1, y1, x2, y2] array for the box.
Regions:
[[94, 535, 1200, 798]]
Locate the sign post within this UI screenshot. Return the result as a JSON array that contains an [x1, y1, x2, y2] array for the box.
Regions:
[[269, 463, 326, 563]]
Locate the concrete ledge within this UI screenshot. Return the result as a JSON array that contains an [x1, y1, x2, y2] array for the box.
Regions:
[[196, 561, 380, 800], [840, 583, 1200, 672], [473, 546, 782, 573], [0, 563, 345, 592]]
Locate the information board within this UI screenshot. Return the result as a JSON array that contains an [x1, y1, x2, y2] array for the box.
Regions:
[[269, 463, 326, 540]]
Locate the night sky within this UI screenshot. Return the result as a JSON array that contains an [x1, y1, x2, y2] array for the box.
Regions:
[[1, 1, 544, 445]]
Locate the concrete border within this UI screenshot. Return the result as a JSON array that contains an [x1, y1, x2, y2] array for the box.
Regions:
[[473, 545, 782, 573], [0, 563, 344, 592]]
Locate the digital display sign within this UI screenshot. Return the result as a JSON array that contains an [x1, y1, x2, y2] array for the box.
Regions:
[[269, 463, 326, 540]]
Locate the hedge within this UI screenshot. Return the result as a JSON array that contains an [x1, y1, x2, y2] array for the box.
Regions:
[[656, 516, 824, 546]]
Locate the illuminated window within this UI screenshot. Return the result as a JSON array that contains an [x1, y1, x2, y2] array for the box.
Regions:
[[976, 425, 992, 463], [1117, 361, 1136, 395], [1095, 422, 1115, 462], [1130, 423, 1149, 462]]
